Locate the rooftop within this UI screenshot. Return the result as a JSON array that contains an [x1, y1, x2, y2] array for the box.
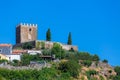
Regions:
[[0, 44, 12, 47], [12, 50, 27, 55]]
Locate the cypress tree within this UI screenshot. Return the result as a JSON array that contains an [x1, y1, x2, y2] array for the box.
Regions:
[[46, 28, 51, 41], [67, 32, 72, 45]]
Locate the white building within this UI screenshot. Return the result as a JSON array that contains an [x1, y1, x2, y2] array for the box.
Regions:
[[27, 50, 42, 55], [6, 55, 21, 61]]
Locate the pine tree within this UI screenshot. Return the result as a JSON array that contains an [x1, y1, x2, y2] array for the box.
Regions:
[[46, 28, 51, 41], [67, 32, 72, 45]]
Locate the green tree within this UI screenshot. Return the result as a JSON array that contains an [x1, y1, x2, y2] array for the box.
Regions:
[[92, 54, 100, 61], [51, 43, 62, 59], [114, 66, 120, 75], [102, 59, 108, 63], [21, 54, 30, 66], [23, 43, 33, 49], [65, 51, 78, 61], [58, 60, 81, 78], [113, 75, 120, 80], [77, 52, 92, 60], [0, 75, 6, 80], [81, 60, 92, 67], [12, 59, 19, 66], [36, 41, 41, 50], [67, 32, 72, 45], [41, 42, 45, 49], [42, 49, 51, 56], [46, 28, 51, 41], [0, 59, 8, 64], [86, 70, 98, 79]]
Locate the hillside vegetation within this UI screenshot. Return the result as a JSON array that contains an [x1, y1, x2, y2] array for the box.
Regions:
[[0, 43, 120, 80]]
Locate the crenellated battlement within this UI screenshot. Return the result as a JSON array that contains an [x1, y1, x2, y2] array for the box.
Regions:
[[18, 23, 38, 27], [16, 23, 37, 44]]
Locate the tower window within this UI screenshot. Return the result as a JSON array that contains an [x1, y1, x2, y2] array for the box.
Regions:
[[29, 28, 31, 31]]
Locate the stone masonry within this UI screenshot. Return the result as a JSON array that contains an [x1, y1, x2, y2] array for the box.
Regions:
[[16, 23, 37, 44]]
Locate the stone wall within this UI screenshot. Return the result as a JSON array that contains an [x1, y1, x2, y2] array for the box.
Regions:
[[36, 40, 78, 51], [16, 23, 37, 44], [14, 40, 78, 51]]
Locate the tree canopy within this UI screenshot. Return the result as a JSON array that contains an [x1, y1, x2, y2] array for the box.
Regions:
[[67, 32, 72, 45], [46, 28, 51, 41], [22, 43, 33, 49]]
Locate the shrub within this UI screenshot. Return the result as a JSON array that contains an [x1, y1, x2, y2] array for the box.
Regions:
[[41, 42, 45, 49], [114, 66, 120, 76], [113, 75, 120, 80], [86, 70, 98, 76], [21, 54, 30, 66], [36, 41, 41, 50], [78, 52, 92, 60], [12, 59, 19, 66], [91, 54, 100, 61], [0, 59, 8, 64], [51, 43, 62, 59], [22, 43, 33, 49], [58, 60, 81, 78], [42, 49, 51, 56], [86, 70, 98, 80], [81, 60, 92, 67], [102, 59, 108, 63]]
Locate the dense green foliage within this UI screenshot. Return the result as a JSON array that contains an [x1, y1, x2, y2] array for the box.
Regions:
[[12, 59, 20, 66], [0, 66, 73, 80], [22, 43, 33, 49], [86, 70, 98, 80], [42, 49, 51, 56], [46, 28, 51, 41], [36, 41, 45, 50], [58, 60, 81, 78], [41, 41, 45, 49], [67, 32, 72, 45], [114, 66, 120, 75], [113, 66, 120, 80], [21, 54, 42, 66], [0, 59, 8, 64], [0, 44, 102, 80], [92, 54, 100, 61], [21, 54, 30, 66], [51, 43, 66, 59], [0, 68, 55, 80], [36, 41, 41, 50], [77, 52, 100, 61], [113, 75, 120, 80], [81, 60, 92, 67], [65, 51, 100, 62], [102, 59, 108, 63]]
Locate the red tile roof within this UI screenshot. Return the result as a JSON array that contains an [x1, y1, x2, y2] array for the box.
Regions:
[[0, 44, 12, 47], [12, 50, 27, 55]]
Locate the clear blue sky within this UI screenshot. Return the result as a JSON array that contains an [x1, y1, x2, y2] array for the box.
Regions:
[[0, 0, 120, 66]]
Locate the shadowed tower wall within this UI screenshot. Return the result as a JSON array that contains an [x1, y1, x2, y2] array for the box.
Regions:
[[16, 23, 37, 44]]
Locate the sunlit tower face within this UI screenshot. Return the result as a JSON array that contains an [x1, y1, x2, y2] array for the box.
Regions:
[[16, 23, 37, 44]]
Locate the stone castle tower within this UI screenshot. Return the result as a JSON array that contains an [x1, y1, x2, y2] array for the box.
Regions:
[[16, 23, 37, 44]]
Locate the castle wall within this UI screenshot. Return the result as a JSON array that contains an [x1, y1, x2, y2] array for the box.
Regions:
[[16, 23, 37, 44]]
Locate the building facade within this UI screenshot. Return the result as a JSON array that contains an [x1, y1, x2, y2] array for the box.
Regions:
[[0, 54, 9, 60], [16, 23, 37, 44], [0, 44, 12, 55], [15, 23, 78, 51]]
